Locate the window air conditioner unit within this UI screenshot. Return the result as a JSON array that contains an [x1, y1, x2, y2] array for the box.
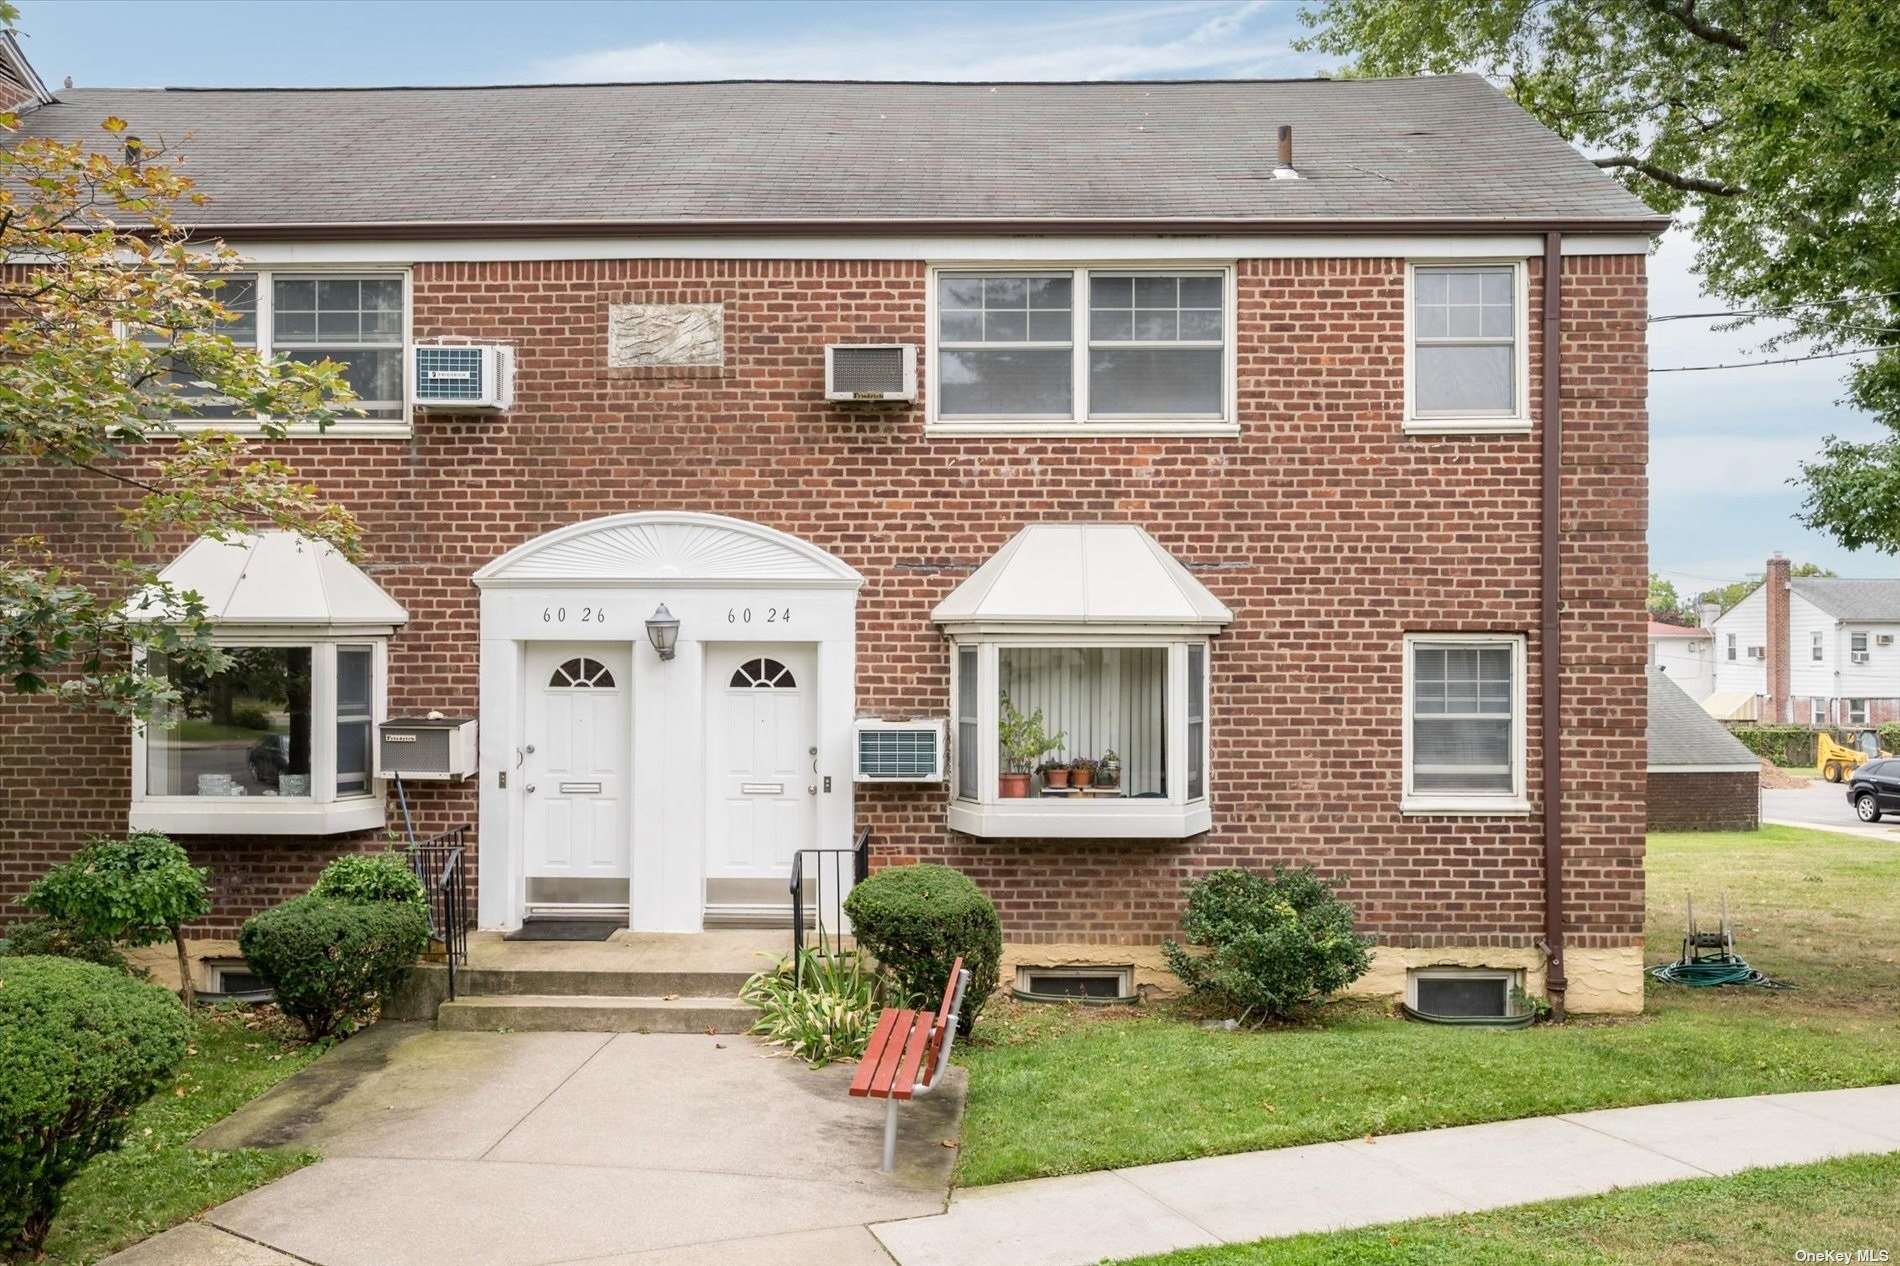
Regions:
[[1879, 635, 1894, 647], [413, 344, 514, 411], [378, 715, 478, 780], [853, 719, 946, 782], [825, 344, 916, 403], [1854, 651, 1871, 665], [1747, 646, 1764, 659]]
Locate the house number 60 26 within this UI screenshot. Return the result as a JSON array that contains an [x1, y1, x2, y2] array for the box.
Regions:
[[727, 606, 790, 624], [542, 605, 606, 623]]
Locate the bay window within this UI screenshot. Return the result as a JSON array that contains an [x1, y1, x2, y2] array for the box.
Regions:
[[1402, 633, 1529, 814], [1406, 261, 1529, 433], [931, 267, 1234, 434]]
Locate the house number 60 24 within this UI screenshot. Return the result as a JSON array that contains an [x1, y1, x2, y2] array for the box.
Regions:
[[727, 606, 790, 624], [542, 605, 606, 623]]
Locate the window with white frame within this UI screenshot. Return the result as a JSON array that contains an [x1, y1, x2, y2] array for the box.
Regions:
[[135, 270, 408, 429], [932, 268, 1230, 430], [1812, 697, 1827, 726], [1727, 633, 1737, 661], [949, 639, 1212, 838], [1403, 634, 1528, 813], [1813, 630, 1825, 662], [1849, 698, 1869, 724], [1407, 262, 1528, 431], [1852, 631, 1870, 663]]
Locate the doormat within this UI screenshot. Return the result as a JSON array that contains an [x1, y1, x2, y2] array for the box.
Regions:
[[504, 920, 622, 942]]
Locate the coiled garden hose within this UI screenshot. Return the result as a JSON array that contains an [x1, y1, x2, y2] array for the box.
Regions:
[[1648, 952, 1790, 989]]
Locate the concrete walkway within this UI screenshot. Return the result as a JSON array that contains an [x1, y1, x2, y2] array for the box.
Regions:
[[868, 1084, 1900, 1266]]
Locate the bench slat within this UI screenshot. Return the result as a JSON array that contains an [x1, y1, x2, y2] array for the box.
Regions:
[[922, 957, 965, 1086], [849, 1008, 906, 1098], [890, 1009, 935, 1101], [864, 1009, 920, 1099]]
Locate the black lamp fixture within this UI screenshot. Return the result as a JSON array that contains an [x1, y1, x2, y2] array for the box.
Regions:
[[645, 603, 680, 661]]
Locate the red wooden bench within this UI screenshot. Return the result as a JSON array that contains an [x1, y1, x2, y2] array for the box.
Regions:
[[849, 956, 971, 1172]]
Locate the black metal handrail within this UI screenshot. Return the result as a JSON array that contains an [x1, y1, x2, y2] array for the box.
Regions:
[[791, 827, 870, 955], [410, 826, 471, 999]]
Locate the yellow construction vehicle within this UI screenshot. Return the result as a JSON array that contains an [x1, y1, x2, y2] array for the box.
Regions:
[[1818, 729, 1890, 782]]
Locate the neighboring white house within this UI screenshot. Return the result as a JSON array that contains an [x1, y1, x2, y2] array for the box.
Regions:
[[1647, 620, 1713, 700], [1705, 555, 1900, 725]]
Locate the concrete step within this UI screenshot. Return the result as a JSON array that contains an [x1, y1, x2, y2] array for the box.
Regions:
[[435, 993, 759, 1034], [455, 967, 758, 998]]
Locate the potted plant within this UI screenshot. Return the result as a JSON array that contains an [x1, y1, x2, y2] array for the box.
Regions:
[[1037, 759, 1071, 790], [1071, 756, 1099, 789], [1099, 749, 1121, 789], [999, 695, 1063, 798]]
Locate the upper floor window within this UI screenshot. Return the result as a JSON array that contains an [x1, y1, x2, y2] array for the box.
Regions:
[[930, 268, 1233, 436], [136, 269, 409, 435], [1727, 633, 1737, 661], [1852, 632, 1870, 663], [1406, 262, 1529, 434], [1814, 630, 1826, 661]]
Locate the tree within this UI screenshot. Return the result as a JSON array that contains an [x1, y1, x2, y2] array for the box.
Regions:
[[24, 831, 211, 1007], [0, 2, 359, 722], [1297, 2, 1900, 548], [1647, 574, 1692, 625], [1695, 561, 1836, 615]]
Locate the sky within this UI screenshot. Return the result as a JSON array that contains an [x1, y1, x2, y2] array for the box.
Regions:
[[15, 0, 1892, 600]]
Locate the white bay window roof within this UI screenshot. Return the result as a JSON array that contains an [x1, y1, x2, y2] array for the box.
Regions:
[[932, 524, 1231, 634], [135, 532, 407, 631]]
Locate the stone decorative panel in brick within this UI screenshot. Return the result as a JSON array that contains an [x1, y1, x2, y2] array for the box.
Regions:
[[608, 301, 724, 368]]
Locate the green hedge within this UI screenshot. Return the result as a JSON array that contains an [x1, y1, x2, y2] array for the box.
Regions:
[[1726, 725, 1814, 767], [310, 851, 426, 909], [0, 917, 129, 973], [0, 956, 191, 1259], [238, 895, 428, 1040], [844, 864, 1001, 1033]]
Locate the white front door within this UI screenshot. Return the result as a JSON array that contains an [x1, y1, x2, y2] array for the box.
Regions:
[[707, 643, 817, 878], [523, 644, 631, 898]]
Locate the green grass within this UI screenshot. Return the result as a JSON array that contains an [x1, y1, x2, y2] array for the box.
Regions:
[[170, 719, 272, 743], [1115, 1154, 1900, 1265], [954, 826, 1900, 1187], [38, 1005, 322, 1265]]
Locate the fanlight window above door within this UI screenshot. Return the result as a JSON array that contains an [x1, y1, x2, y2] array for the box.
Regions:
[[549, 657, 616, 688], [728, 657, 796, 689]]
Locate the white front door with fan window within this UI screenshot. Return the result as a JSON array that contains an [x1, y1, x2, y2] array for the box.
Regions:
[[707, 644, 817, 880], [523, 644, 631, 910]]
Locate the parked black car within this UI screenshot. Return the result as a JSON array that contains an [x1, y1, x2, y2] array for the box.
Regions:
[[1845, 759, 1900, 822]]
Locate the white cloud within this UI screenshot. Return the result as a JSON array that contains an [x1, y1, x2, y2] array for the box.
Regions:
[[537, 1, 1306, 83]]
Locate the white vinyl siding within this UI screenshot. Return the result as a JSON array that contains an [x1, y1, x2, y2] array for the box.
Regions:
[[929, 266, 1234, 434], [1710, 586, 1769, 698], [1402, 633, 1528, 814], [1789, 591, 1837, 700], [1405, 261, 1530, 433]]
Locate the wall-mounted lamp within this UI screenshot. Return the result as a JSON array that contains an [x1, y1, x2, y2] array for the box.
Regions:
[[645, 603, 680, 661]]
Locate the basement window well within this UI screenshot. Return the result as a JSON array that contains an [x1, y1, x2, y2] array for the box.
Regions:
[[1405, 968, 1522, 1020], [934, 524, 1230, 840], [1013, 966, 1137, 1004]]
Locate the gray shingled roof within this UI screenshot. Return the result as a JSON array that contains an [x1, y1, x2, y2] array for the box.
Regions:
[[1791, 578, 1900, 622], [1648, 669, 1758, 771], [11, 76, 1665, 233]]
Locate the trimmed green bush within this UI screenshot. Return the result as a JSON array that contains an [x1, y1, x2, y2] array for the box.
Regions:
[[844, 864, 1001, 1032], [24, 831, 210, 1007], [0, 917, 129, 973], [1163, 867, 1372, 1022], [0, 956, 191, 1258], [238, 895, 428, 1040], [311, 850, 426, 909], [1725, 724, 1815, 768]]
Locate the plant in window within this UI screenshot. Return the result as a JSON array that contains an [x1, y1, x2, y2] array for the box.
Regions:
[[1163, 867, 1372, 1024], [1036, 758, 1071, 789], [997, 694, 1063, 799], [1098, 749, 1122, 788], [23, 831, 211, 1008], [1070, 756, 1099, 788]]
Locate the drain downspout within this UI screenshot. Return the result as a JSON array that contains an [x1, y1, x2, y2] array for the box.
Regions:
[[1541, 231, 1568, 1020]]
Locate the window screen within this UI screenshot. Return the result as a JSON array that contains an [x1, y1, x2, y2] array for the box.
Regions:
[[1411, 641, 1515, 794], [273, 276, 405, 418], [937, 274, 1073, 417], [1025, 972, 1127, 999], [1187, 643, 1206, 801], [336, 647, 373, 796], [957, 646, 979, 800], [1413, 266, 1516, 415], [1414, 975, 1511, 1018], [1088, 274, 1223, 416]]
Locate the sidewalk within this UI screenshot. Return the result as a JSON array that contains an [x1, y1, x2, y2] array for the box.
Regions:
[[868, 1084, 1900, 1266]]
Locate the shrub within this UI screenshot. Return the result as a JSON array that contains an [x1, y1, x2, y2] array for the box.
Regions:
[[0, 917, 129, 973], [844, 864, 1001, 1032], [311, 850, 426, 909], [1725, 724, 1816, 767], [238, 895, 428, 1040], [1163, 867, 1372, 1022], [0, 956, 191, 1258], [24, 832, 210, 1007], [739, 949, 883, 1067]]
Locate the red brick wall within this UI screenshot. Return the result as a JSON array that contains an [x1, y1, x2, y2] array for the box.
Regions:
[[1646, 771, 1759, 832], [0, 252, 1649, 951]]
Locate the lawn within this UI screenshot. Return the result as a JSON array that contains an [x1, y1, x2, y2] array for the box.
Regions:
[[954, 826, 1900, 1187], [38, 1005, 321, 1266], [1113, 1154, 1900, 1265]]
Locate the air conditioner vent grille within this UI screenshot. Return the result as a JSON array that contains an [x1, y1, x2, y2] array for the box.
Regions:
[[416, 346, 485, 402], [857, 728, 937, 780], [831, 346, 905, 394]]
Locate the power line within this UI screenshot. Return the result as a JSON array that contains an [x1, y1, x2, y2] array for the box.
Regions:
[[1651, 347, 1876, 373], [1649, 291, 1900, 323]]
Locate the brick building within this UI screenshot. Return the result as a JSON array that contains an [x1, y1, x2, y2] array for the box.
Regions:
[[1, 74, 1661, 1015]]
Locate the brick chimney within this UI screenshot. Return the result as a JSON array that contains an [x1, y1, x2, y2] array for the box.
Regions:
[[1765, 553, 1791, 722]]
